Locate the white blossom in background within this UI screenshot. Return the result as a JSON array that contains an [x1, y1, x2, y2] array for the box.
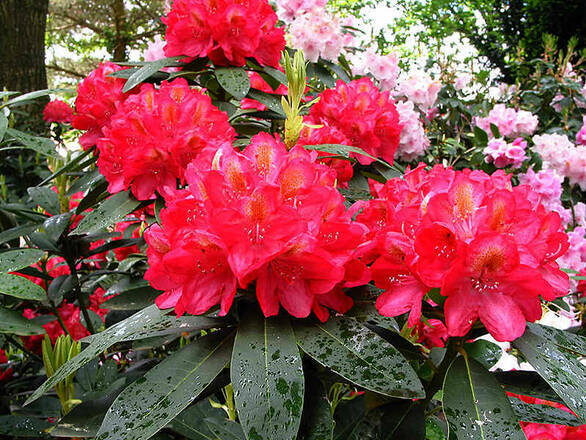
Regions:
[[394, 100, 429, 161], [351, 48, 399, 90], [396, 71, 441, 111]]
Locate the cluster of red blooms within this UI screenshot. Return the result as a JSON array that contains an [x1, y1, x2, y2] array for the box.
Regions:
[[43, 100, 74, 124], [145, 133, 367, 320], [352, 164, 570, 342], [509, 394, 586, 439], [72, 62, 132, 150], [96, 78, 235, 200], [163, 0, 285, 67], [0, 349, 13, 382]]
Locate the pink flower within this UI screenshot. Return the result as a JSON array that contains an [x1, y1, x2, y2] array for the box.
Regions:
[[394, 100, 429, 161], [474, 104, 538, 138], [576, 115, 586, 145], [276, 0, 327, 22], [483, 137, 527, 168], [398, 72, 441, 110], [43, 100, 74, 124], [532, 133, 586, 190], [351, 48, 399, 90]]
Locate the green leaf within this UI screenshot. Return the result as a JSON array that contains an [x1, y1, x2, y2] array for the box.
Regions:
[[27, 305, 222, 405], [0, 306, 45, 335], [294, 316, 424, 399], [216, 67, 251, 100], [489, 123, 501, 138], [0, 248, 45, 272], [0, 223, 39, 245], [348, 298, 399, 332], [0, 113, 8, 142], [28, 187, 60, 215], [102, 287, 161, 310], [232, 312, 304, 440], [442, 356, 526, 440], [473, 126, 489, 148], [4, 128, 58, 157], [262, 66, 288, 86], [495, 371, 563, 404], [95, 331, 234, 440], [122, 57, 183, 93], [300, 377, 333, 440], [246, 90, 286, 117], [525, 322, 586, 356], [72, 191, 141, 235], [304, 144, 391, 168], [204, 418, 246, 440], [2, 88, 71, 107], [167, 401, 224, 440], [509, 398, 582, 426], [0, 273, 46, 300], [0, 415, 51, 437], [381, 401, 425, 440], [513, 329, 586, 421], [463, 339, 502, 370]]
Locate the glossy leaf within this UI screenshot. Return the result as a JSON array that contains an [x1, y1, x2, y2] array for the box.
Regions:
[[294, 316, 424, 399], [463, 339, 502, 370], [510, 399, 582, 426], [4, 129, 58, 157], [246, 90, 286, 117], [0, 307, 44, 335], [495, 371, 563, 404], [232, 312, 304, 440], [0, 248, 45, 273], [381, 401, 425, 440], [0, 113, 7, 142], [303, 144, 391, 168], [28, 187, 60, 215], [525, 322, 586, 356], [0, 273, 46, 300], [27, 305, 222, 405], [300, 376, 333, 440], [73, 191, 141, 235], [0, 223, 39, 245], [102, 287, 161, 310], [122, 57, 183, 92], [95, 331, 234, 440], [442, 356, 525, 440], [513, 329, 586, 421], [167, 400, 224, 440], [0, 415, 51, 437], [216, 67, 251, 100], [204, 418, 246, 440]]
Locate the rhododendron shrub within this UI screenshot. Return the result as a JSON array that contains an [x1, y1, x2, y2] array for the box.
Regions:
[[1, 3, 586, 440]]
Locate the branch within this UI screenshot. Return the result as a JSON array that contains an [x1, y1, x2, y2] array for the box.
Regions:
[[46, 63, 86, 79], [51, 10, 105, 35]]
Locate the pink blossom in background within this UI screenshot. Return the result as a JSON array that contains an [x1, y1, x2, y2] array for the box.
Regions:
[[557, 227, 586, 281], [576, 115, 586, 145], [483, 137, 527, 168], [351, 48, 399, 90], [276, 0, 327, 22], [454, 73, 472, 91], [397, 71, 441, 111], [532, 133, 586, 191], [143, 35, 179, 73], [287, 8, 354, 62], [394, 100, 430, 161], [474, 104, 538, 138]]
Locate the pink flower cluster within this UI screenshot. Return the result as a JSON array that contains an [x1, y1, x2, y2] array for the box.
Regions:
[[351, 48, 399, 91], [557, 227, 586, 275], [287, 7, 354, 62], [275, 0, 328, 23], [483, 137, 527, 168], [397, 71, 441, 111], [532, 133, 586, 190], [577, 115, 586, 145], [143, 35, 179, 73], [163, 0, 285, 67], [97, 78, 236, 200], [474, 104, 539, 138], [145, 134, 366, 321], [394, 101, 430, 162]]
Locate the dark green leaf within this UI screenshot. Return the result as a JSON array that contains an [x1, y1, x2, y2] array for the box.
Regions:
[[333, 396, 366, 440], [262, 66, 288, 86], [4, 128, 58, 157], [122, 57, 183, 93], [0, 223, 39, 245], [525, 322, 586, 356], [464, 339, 501, 370], [0, 306, 44, 335], [473, 126, 489, 148], [3, 89, 70, 107], [425, 418, 447, 440], [381, 401, 425, 440], [495, 371, 563, 404], [443, 356, 525, 440], [513, 329, 586, 421], [246, 90, 286, 117], [38, 147, 95, 187], [167, 400, 224, 440], [348, 299, 399, 332], [102, 287, 161, 310], [27, 305, 223, 405], [304, 144, 391, 168], [216, 67, 251, 100], [510, 398, 582, 426], [28, 187, 60, 215], [294, 316, 424, 399], [0, 248, 45, 272], [95, 331, 234, 440], [0, 272, 46, 300], [232, 312, 304, 440], [73, 191, 141, 235], [489, 123, 500, 138], [204, 418, 246, 440], [300, 377, 333, 440], [0, 415, 51, 437], [0, 113, 7, 142]]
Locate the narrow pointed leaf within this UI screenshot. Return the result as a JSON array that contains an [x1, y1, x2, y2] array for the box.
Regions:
[[525, 322, 586, 356], [95, 331, 234, 440], [72, 191, 141, 235], [0, 306, 44, 335], [509, 399, 582, 426], [122, 57, 183, 92], [0, 273, 46, 300], [300, 377, 333, 440], [4, 129, 58, 157], [232, 312, 304, 440], [167, 401, 223, 440], [216, 67, 251, 100], [204, 418, 246, 440], [28, 187, 60, 215], [0, 248, 45, 272], [303, 144, 391, 168], [246, 90, 286, 117], [442, 356, 525, 440], [0, 113, 7, 142], [513, 329, 586, 422], [294, 316, 424, 399]]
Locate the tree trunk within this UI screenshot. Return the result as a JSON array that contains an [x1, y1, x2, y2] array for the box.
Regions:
[[0, 0, 49, 133], [112, 0, 128, 62]]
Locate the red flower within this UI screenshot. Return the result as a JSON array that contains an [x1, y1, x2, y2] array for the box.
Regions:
[[72, 62, 132, 150], [43, 100, 74, 124], [0, 349, 13, 382], [145, 133, 365, 320], [416, 319, 448, 348], [576, 269, 586, 297], [304, 78, 403, 165], [163, 0, 285, 67], [97, 78, 235, 200]]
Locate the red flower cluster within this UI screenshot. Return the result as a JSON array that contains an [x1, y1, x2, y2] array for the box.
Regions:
[[353, 164, 570, 341], [0, 349, 13, 382], [97, 78, 236, 200], [72, 62, 132, 150], [163, 0, 285, 67], [577, 269, 586, 297], [22, 288, 109, 353], [145, 133, 366, 320], [43, 100, 74, 124], [302, 78, 403, 166]]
